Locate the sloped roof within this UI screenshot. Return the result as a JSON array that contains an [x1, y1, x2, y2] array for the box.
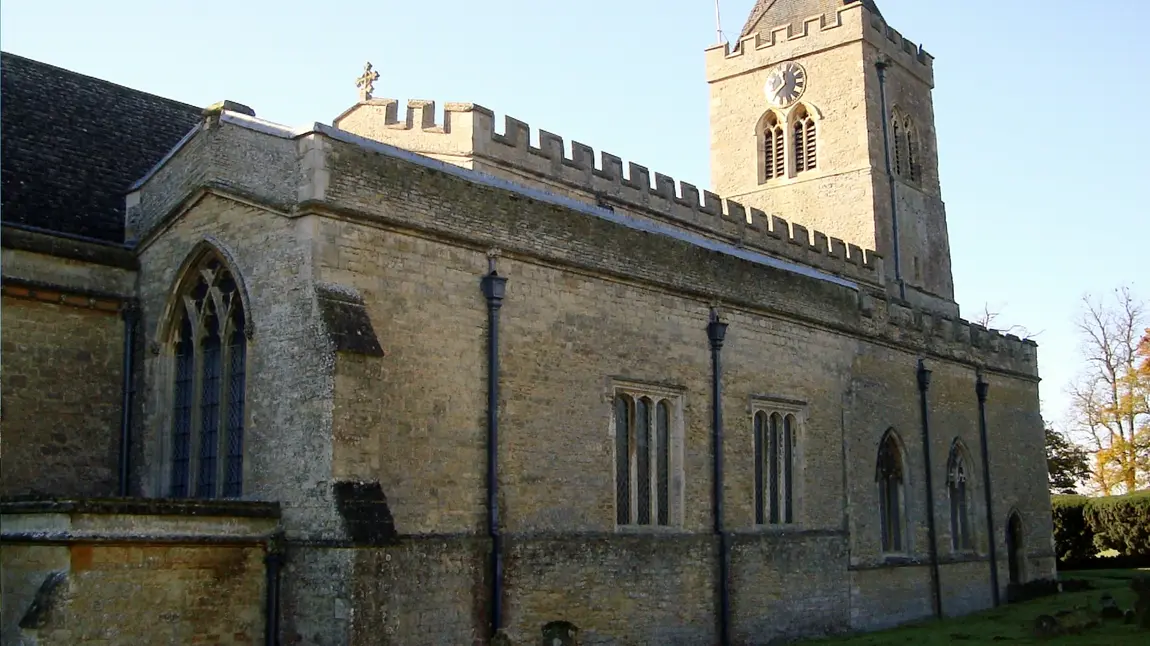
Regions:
[[1, 52, 201, 243], [740, 0, 881, 39]]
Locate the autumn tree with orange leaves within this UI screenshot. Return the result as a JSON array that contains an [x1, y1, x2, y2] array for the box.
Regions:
[[1067, 286, 1149, 494]]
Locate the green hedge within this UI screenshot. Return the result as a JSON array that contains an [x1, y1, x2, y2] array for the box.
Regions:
[[1051, 494, 1095, 563], [1053, 491, 1150, 566], [1083, 490, 1150, 557]]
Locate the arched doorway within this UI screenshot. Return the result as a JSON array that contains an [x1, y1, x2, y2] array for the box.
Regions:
[[1006, 512, 1024, 585]]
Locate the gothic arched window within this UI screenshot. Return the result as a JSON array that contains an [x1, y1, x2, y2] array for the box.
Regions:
[[793, 105, 817, 173], [948, 442, 973, 551], [903, 117, 920, 183], [876, 430, 906, 552], [892, 112, 921, 184], [892, 118, 904, 177], [168, 254, 248, 499], [761, 111, 785, 181]]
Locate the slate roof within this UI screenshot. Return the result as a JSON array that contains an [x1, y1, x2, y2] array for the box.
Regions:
[[740, 0, 882, 38], [1, 52, 201, 243]]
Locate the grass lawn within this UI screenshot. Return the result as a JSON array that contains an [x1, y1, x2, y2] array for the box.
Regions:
[[801, 569, 1148, 645]]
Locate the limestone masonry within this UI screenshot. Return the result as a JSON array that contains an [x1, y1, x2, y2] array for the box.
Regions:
[[1, 1, 1055, 644]]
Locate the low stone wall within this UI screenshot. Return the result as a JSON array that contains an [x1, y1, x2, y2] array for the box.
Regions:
[[291, 531, 853, 645], [0, 498, 279, 646]]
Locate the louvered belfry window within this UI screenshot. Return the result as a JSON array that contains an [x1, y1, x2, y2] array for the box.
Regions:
[[793, 106, 817, 173], [762, 112, 785, 181], [893, 114, 921, 183], [169, 256, 248, 499], [904, 117, 920, 183]]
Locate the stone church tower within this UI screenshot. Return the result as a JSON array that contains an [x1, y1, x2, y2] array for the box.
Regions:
[[707, 0, 956, 316]]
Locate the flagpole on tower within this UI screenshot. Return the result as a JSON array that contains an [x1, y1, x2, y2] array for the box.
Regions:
[[714, 0, 724, 45]]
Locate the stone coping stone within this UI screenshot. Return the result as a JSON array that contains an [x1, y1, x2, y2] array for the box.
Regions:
[[0, 497, 281, 519]]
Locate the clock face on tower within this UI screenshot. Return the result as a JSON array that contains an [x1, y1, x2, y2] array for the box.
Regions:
[[763, 61, 807, 109]]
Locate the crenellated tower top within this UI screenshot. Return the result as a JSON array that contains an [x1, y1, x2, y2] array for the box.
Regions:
[[706, 0, 955, 317]]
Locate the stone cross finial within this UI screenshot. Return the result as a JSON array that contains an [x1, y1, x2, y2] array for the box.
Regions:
[[355, 62, 380, 101]]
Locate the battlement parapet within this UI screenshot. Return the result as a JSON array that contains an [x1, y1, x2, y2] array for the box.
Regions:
[[333, 99, 884, 286], [864, 295, 1039, 375], [705, 3, 865, 80], [705, 2, 932, 85], [864, 13, 934, 82]]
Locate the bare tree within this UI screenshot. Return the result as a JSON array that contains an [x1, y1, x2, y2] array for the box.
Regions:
[[1066, 286, 1149, 494], [973, 302, 1040, 339]]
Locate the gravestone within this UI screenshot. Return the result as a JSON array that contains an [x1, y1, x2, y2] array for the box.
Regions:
[[541, 620, 578, 646]]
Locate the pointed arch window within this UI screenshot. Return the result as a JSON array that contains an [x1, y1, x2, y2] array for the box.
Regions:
[[892, 118, 904, 177], [948, 443, 973, 551], [892, 113, 921, 184], [793, 106, 817, 173], [168, 255, 248, 499], [753, 408, 798, 525], [877, 431, 906, 552], [761, 111, 785, 181], [614, 388, 680, 527]]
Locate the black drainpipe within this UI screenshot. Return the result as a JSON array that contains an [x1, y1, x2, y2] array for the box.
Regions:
[[117, 303, 139, 497], [264, 535, 284, 646], [916, 359, 942, 619], [876, 59, 906, 301], [975, 372, 1000, 606], [707, 308, 730, 646], [480, 256, 508, 639]]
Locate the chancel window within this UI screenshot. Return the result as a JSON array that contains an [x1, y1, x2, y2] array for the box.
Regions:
[[792, 105, 817, 173], [877, 430, 907, 553], [169, 255, 248, 499], [948, 442, 973, 551], [753, 408, 799, 525], [614, 388, 680, 527], [761, 111, 785, 181]]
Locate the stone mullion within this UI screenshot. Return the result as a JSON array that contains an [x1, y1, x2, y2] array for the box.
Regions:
[[628, 398, 638, 525], [187, 304, 205, 499], [216, 320, 233, 499], [646, 398, 655, 526], [214, 290, 239, 499]]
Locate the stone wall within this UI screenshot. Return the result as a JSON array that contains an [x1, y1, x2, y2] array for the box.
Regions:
[[0, 295, 124, 498], [0, 236, 136, 498], [0, 500, 277, 646], [133, 196, 343, 538]]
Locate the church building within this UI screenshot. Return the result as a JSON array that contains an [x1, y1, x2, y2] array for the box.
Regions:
[[1, 1, 1055, 644]]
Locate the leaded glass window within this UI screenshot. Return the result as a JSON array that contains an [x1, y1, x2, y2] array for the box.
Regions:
[[168, 255, 248, 499], [877, 430, 906, 553], [948, 442, 973, 551], [614, 388, 679, 527], [753, 406, 800, 526]]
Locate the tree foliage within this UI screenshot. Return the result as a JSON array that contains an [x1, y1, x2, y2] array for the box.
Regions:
[[1046, 427, 1091, 494], [1067, 286, 1149, 494]]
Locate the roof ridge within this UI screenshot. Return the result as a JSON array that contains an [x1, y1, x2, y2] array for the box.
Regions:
[[0, 50, 200, 114]]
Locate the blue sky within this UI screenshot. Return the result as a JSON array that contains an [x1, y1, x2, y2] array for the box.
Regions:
[[3, 0, 1146, 426]]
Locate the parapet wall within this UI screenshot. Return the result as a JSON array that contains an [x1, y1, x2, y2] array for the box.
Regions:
[[864, 294, 1038, 377], [333, 100, 884, 287], [129, 110, 1036, 376], [705, 2, 932, 86]]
